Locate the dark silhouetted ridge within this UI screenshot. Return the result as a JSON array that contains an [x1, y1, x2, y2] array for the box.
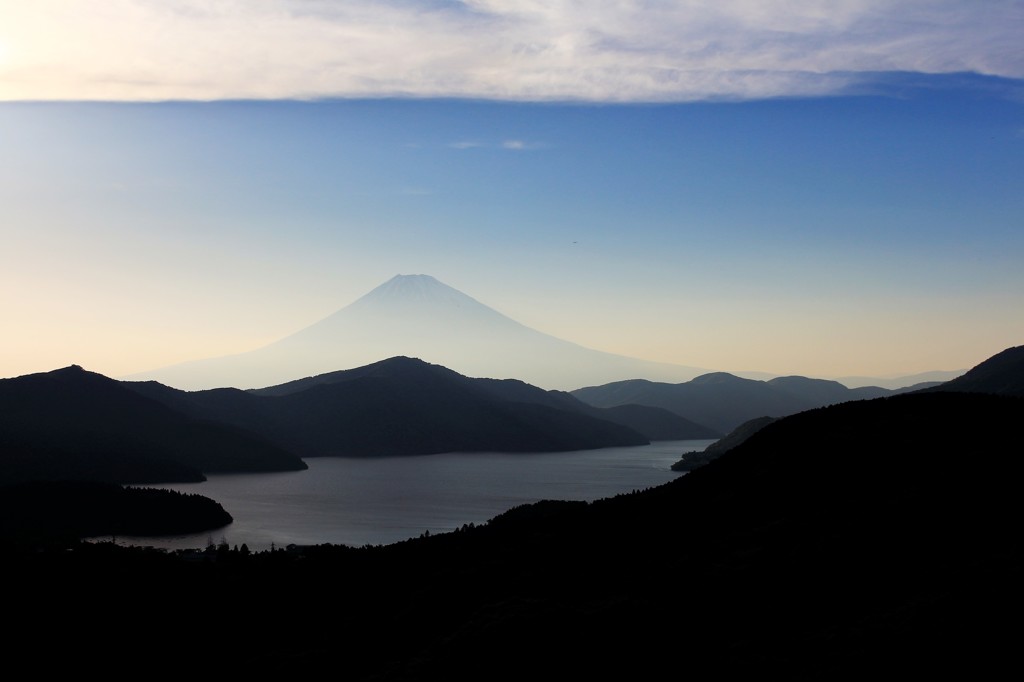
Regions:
[[129, 357, 654, 456], [926, 345, 1024, 396], [0, 366, 306, 485], [671, 415, 777, 471]]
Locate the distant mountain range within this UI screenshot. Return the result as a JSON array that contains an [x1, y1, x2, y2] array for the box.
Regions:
[[0, 358, 719, 487], [125, 274, 711, 390], [834, 369, 965, 390], [572, 371, 939, 434], [7, 342, 1018, 491], [665, 344, 1024, 471], [127, 356, 718, 458]]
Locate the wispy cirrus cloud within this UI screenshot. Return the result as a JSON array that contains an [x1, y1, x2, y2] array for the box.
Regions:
[[0, 1, 1021, 102], [502, 140, 544, 151], [448, 139, 542, 150]]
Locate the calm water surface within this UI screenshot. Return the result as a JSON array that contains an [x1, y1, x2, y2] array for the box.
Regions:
[[111, 440, 713, 551]]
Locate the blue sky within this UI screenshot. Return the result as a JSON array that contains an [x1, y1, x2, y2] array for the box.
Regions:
[[1, 2, 1022, 382]]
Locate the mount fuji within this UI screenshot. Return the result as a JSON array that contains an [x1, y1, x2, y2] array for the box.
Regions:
[[127, 274, 708, 390]]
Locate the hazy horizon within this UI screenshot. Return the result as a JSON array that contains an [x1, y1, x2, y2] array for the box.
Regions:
[[2, 2, 1022, 383]]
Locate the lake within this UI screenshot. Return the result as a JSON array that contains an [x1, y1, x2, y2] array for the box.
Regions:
[[107, 439, 714, 551]]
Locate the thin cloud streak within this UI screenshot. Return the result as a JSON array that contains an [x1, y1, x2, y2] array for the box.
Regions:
[[502, 140, 543, 150], [0, 1, 1021, 102], [449, 139, 541, 150]]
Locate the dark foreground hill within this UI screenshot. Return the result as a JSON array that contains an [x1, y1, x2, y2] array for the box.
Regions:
[[127, 357, 690, 457], [7, 388, 1021, 678], [671, 415, 777, 470], [924, 344, 1024, 396], [0, 365, 306, 485]]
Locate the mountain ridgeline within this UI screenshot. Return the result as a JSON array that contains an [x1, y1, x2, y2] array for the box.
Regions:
[[7, 347, 1023, 678], [0, 357, 719, 489], [572, 370, 939, 434], [671, 415, 778, 471], [920, 344, 1024, 396], [664, 345, 1024, 472], [0, 365, 306, 486], [4, 344, 980, 489], [127, 356, 718, 458]]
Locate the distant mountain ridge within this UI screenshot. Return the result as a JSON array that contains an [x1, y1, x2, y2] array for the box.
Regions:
[[573, 342, 1022, 438], [573, 371, 925, 434], [126, 274, 709, 391], [2, 358, 717, 486], [254, 355, 719, 439], [128, 356, 717, 457], [833, 369, 964, 389]]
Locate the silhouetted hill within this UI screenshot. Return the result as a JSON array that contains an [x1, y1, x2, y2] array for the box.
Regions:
[[925, 345, 1024, 396], [251, 357, 718, 440], [767, 375, 889, 402], [893, 380, 944, 392], [574, 370, 901, 433], [0, 366, 306, 485], [471, 378, 720, 438], [599, 403, 720, 439], [7, 389, 1021, 679], [671, 415, 777, 471], [128, 357, 652, 456], [0, 481, 232, 546]]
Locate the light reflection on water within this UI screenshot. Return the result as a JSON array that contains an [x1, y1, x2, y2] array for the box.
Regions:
[[107, 440, 713, 551]]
